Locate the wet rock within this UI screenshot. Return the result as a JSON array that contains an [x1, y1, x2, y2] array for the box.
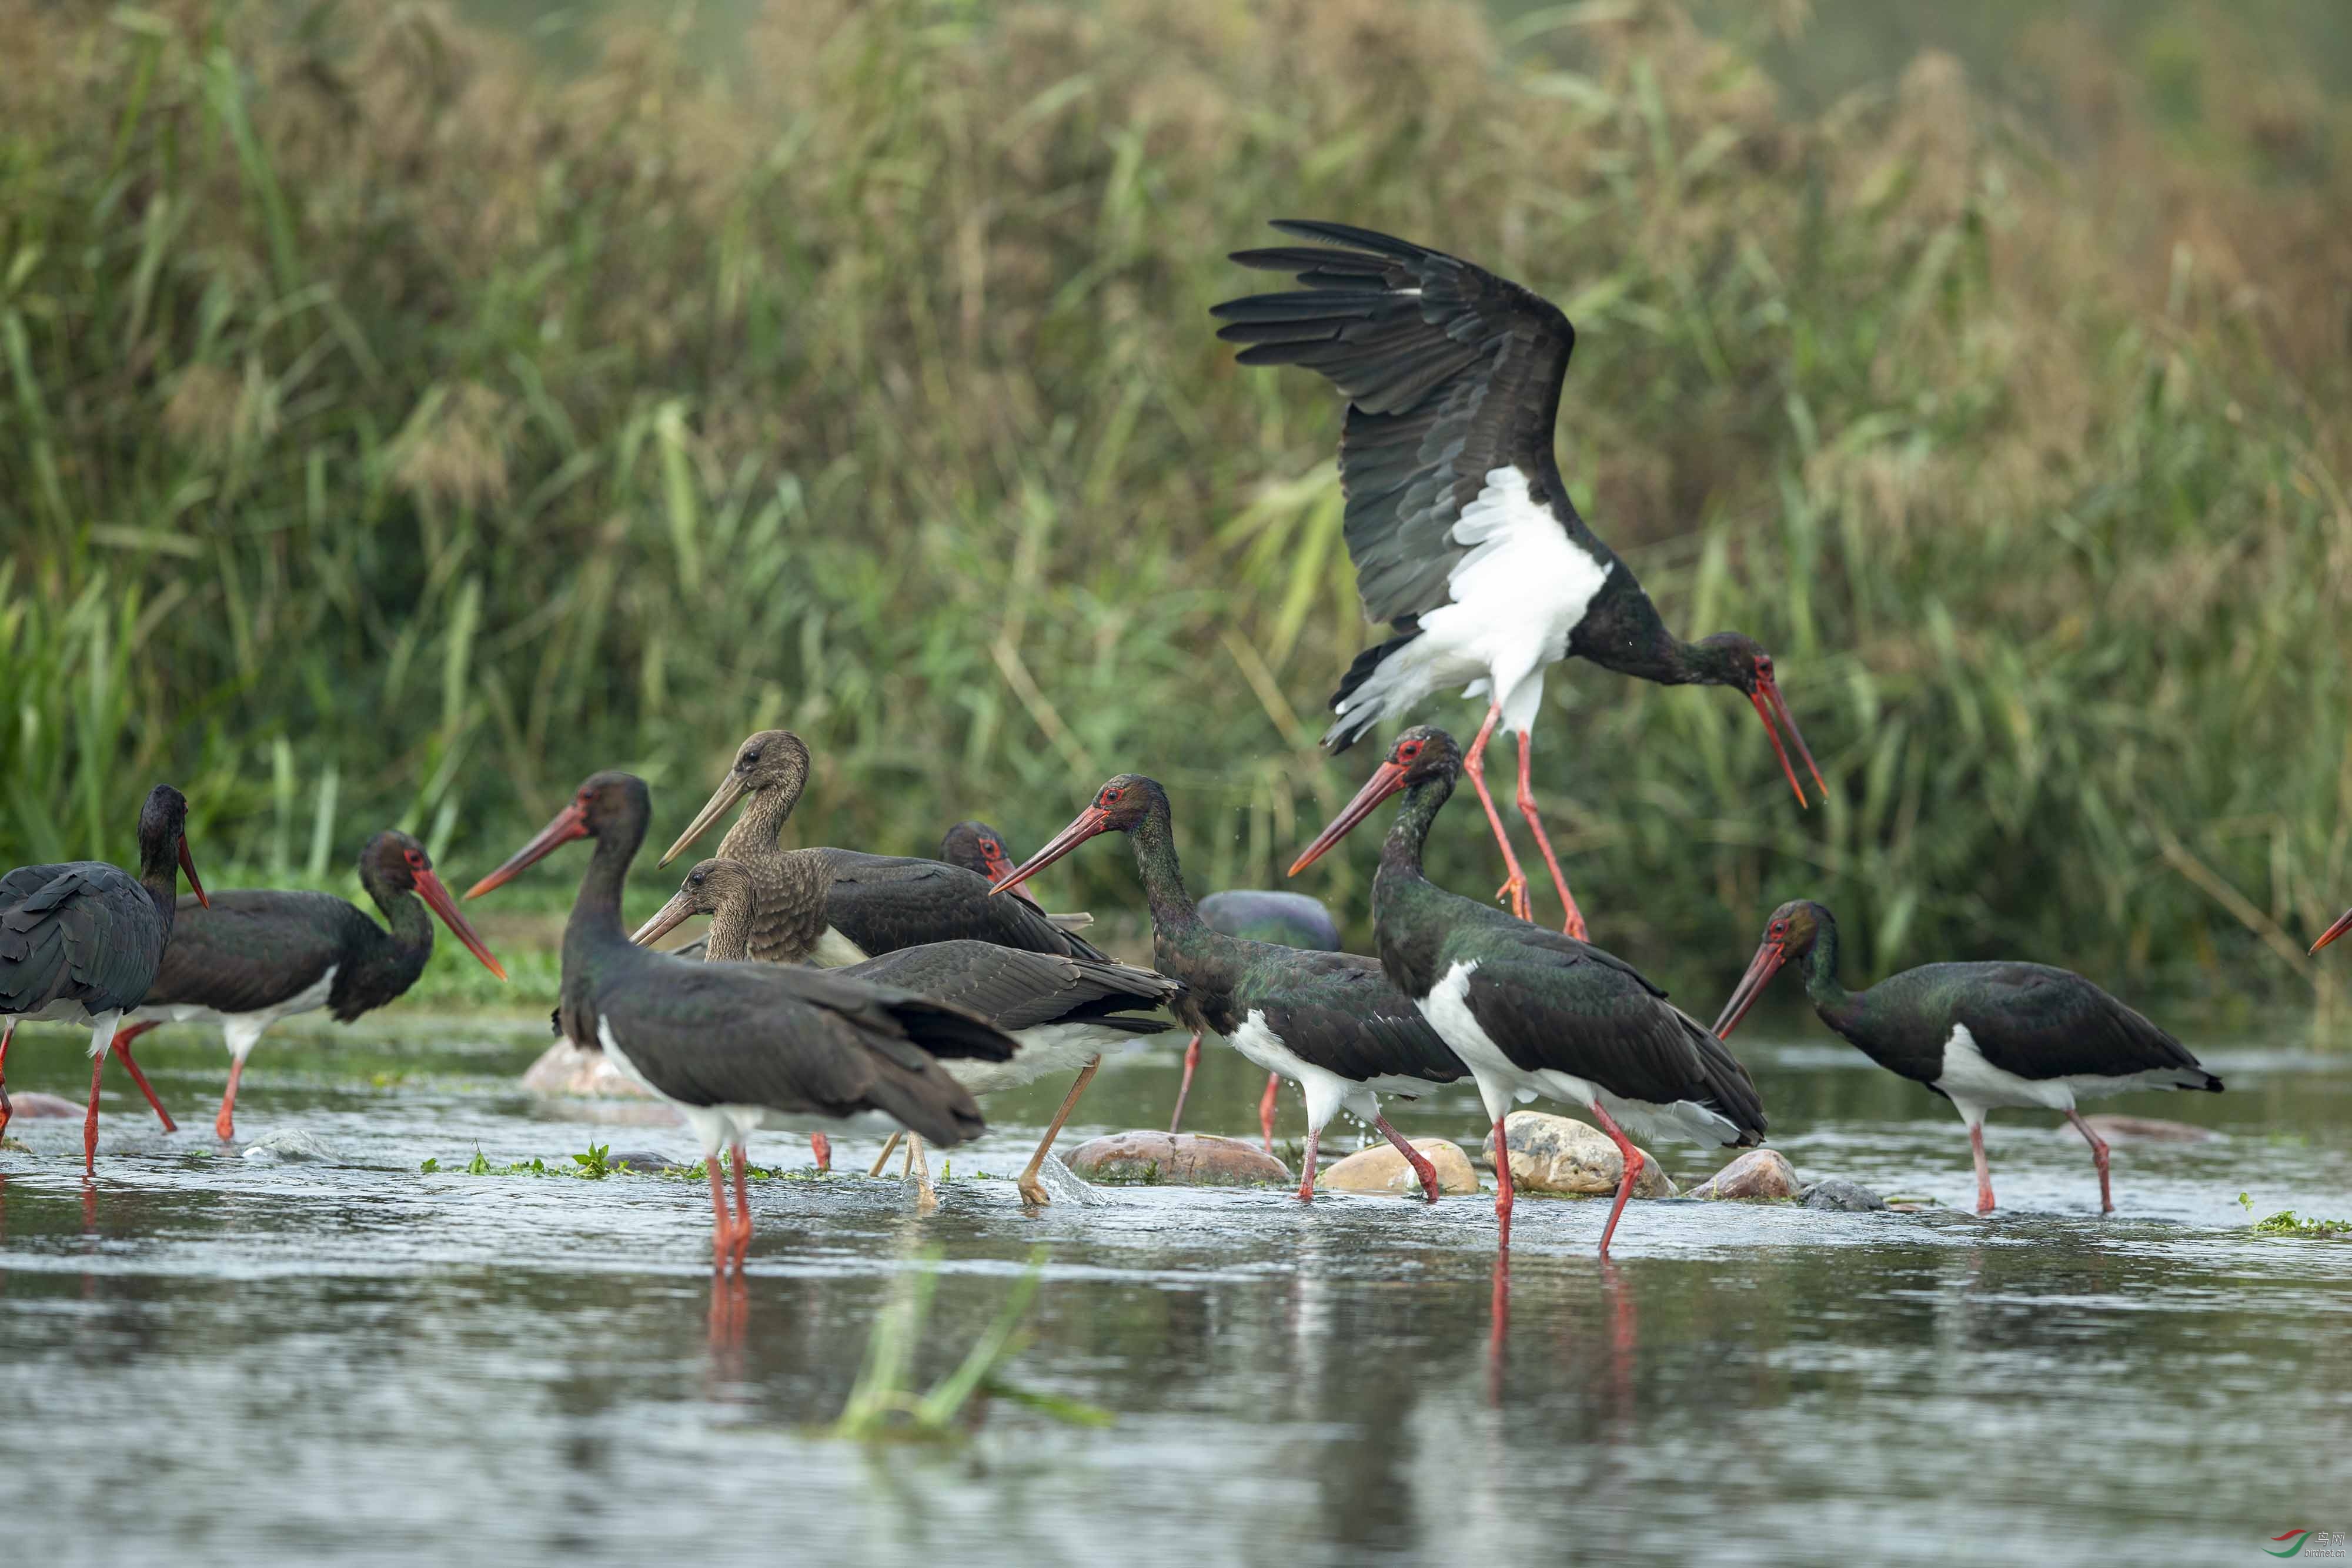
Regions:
[[1800, 1178, 1889, 1212], [522, 1041, 659, 1099], [242, 1128, 343, 1164], [1063, 1131, 1291, 1188], [1317, 1138, 1481, 1197], [1690, 1148, 1801, 1201], [4, 1092, 84, 1119], [2083, 1114, 2219, 1143], [1480, 1112, 1673, 1199]]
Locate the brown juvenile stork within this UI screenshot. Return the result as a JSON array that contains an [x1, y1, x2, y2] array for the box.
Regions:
[[466, 773, 1018, 1272], [659, 731, 1103, 965], [1, 784, 206, 1169], [106, 831, 506, 1141], [638, 858, 1181, 1207]]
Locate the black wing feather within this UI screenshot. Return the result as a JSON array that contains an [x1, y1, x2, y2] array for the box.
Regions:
[[818, 850, 1108, 961], [1214, 220, 1579, 625], [840, 942, 1181, 1035], [136, 891, 371, 1015], [0, 862, 168, 1017]]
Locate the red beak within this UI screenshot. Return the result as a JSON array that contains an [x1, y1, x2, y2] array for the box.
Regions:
[[178, 834, 209, 910], [466, 800, 590, 900], [2314, 906, 2352, 957], [1288, 760, 1411, 877], [981, 847, 1047, 911], [1749, 670, 1825, 808], [990, 808, 1112, 898], [413, 868, 507, 979], [1710, 938, 1789, 1040]]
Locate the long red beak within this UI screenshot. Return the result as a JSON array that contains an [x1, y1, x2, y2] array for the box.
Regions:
[[981, 847, 1047, 911], [1288, 760, 1410, 877], [466, 801, 590, 899], [178, 834, 209, 910], [990, 807, 1111, 898], [1750, 672, 1825, 808], [413, 867, 507, 979], [631, 892, 699, 947], [2314, 906, 2352, 956], [1711, 939, 1789, 1039]]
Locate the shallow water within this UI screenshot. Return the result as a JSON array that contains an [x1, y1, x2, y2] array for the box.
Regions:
[[4, 1017, 2350, 1566]]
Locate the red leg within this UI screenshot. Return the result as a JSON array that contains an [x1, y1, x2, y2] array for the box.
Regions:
[[110, 1027, 176, 1134], [2066, 1111, 2113, 1213], [1374, 1112, 1441, 1203], [1168, 1034, 1202, 1134], [1970, 1122, 1995, 1213], [1586, 1101, 1645, 1258], [1492, 1115, 1515, 1249], [1258, 1072, 1279, 1154], [1464, 703, 1532, 922], [729, 1143, 753, 1270], [84, 1055, 105, 1175], [1295, 1128, 1321, 1202], [0, 1017, 15, 1142], [1514, 731, 1587, 942], [707, 1157, 731, 1273], [215, 1057, 247, 1142], [808, 1132, 831, 1173]]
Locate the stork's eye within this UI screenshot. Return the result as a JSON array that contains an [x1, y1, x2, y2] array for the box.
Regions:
[[405, 848, 427, 869], [742, 749, 762, 767], [1398, 741, 1421, 760], [1101, 788, 1121, 805], [981, 840, 1000, 855]]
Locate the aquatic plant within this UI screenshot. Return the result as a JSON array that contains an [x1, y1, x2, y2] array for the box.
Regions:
[[2239, 1193, 2352, 1237]]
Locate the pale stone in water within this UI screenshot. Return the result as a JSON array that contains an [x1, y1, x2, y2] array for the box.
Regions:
[[3, 1091, 85, 1119], [1689, 1147, 1800, 1201], [1479, 1112, 1674, 1198], [1317, 1137, 1481, 1196], [521, 1040, 661, 1100], [1063, 1131, 1292, 1187]]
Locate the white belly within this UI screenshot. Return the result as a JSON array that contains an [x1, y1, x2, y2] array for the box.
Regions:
[[138, 966, 338, 1061], [1229, 1010, 1379, 1135], [941, 1021, 1130, 1097], [1933, 1023, 2204, 1127]]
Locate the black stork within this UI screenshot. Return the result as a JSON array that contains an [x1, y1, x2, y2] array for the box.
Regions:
[[0, 784, 206, 1170], [466, 772, 1018, 1271], [1214, 220, 1823, 935], [1172, 890, 1344, 1144], [106, 831, 506, 1141], [2315, 905, 2352, 955], [659, 731, 1104, 965], [937, 820, 1093, 933], [1712, 900, 2223, 1215], [991, 773, 1465, 1204], [1289, 728, 1766, 1254], [638, 858, 1181, 1207]]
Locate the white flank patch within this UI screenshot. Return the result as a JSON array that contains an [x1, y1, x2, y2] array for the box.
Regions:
[[139, 965, 339, 1063], [810, 928, 871, 968], [1937, 1022, 2210, 1126], [1228, 1010, 1380, 1136], [85, 1009, 124, 1061], [1331, 466, 1612, 737], [943, 1021, 1131, 1098]]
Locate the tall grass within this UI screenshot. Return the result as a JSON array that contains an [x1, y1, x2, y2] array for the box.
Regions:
[[0, 0, 2345, 1007]]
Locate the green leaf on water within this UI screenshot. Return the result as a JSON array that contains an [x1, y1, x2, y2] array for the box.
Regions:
[[419, 1156, 439, 1174]]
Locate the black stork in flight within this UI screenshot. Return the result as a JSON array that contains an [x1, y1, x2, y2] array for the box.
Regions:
[[106, 831, 506, 1141], [1291, 728, 1766, 1254], [0, 784, 206, 1169], [467, 773, 1018, 1271], [637, 857, 1180, 1208], [1712, 900, 2222, 1215], [993, 773, 1465, 1205], [2315, 905, 2351, 955], [937, 820, 1094, 933], [1214, 220, 1823, 935], [1172, 890, 1345, 1144], [659, 731, 1104, 965]]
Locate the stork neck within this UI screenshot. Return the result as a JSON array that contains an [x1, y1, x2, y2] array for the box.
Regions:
[[567, 824, 641, 948], [362, 867, 434, 957], [1579, 579, 1720, 687], [1380, 775, 1452, 883], [704, 890, 755, 962], [716, 781, 799, 862], [135, 837, 181, 922], [1128, 805, 1201, 932], [1798, 916, 1860, 1028]]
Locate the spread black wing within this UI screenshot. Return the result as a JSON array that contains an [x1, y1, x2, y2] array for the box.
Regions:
[[1214, 219, 1585, 625], [0, 861, 169, 1017]]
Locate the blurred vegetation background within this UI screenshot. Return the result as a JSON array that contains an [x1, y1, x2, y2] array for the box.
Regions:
[[2, 0, 2346, 1014]]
